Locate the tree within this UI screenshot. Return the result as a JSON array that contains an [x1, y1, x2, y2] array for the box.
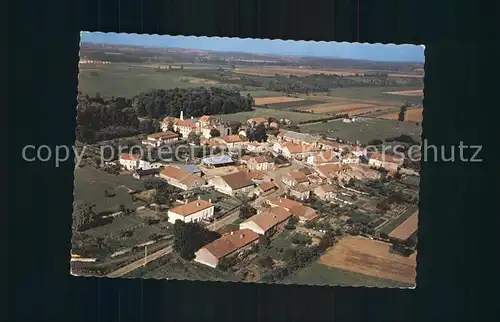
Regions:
[[304, 220, 316, 229], [258, 256, 274, 269], [239, 202, 257, 219], [154, 184, 182, 206], [187, 131, 201, 145], [139, 119, 160, 134], [209, 128, 221, 138], [72, 203, 98, 231], [259, 235, 270, 248], [247, 123, 268, 142], [377, 199, 391, 212], [172, 221, 221, 260], [319, 231, 336, 250]]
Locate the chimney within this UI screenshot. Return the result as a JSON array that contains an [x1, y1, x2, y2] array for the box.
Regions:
[[180, 110, 184, 120], [240, 234, 244, 239], [198, 195, 201, 200], [197, 202, 200, 206], [208, 199, 212, 204], [231, 231, 234, 235], [185, 200, 188, 204], [273, 215, 277, 219]]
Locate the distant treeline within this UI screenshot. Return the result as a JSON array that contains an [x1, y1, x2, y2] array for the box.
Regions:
[[76, 88, 254, 143], [191, 69, 423, 94]]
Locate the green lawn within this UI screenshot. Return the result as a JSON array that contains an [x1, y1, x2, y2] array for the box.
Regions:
[[78, 63, 233, 98], [326, 86, 423, 105], [285, 262, 414, 288], [73, 167, 146, 214]]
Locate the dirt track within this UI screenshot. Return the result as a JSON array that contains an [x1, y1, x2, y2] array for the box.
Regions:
[[319, 236, 416, 285]]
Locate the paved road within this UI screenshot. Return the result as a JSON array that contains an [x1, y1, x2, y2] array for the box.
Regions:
[[106, 208, 243, 278], [107, 245, 174, 278]]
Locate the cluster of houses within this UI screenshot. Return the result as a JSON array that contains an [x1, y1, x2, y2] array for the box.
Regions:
[[161, 111, 232, 139], [175, 194, 319, 269], [113, 114, 409, 268]]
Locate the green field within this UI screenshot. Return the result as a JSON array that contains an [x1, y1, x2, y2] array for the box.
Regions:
[[78, 63, 234, 98], [325, 86, 423, 105], [285, 262, 414, 288], [73, 167, 146, 214], [219, 108, 327, 124], [298, 117, 421, 144]]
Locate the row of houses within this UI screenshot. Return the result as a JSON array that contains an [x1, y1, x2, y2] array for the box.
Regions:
[[193, 196, 317, 268]]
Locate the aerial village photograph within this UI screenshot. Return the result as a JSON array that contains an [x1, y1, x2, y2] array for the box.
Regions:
[[72, 32, 423, 288]]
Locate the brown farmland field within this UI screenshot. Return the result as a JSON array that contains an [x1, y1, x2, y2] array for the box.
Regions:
[[383, 89, 423, 96], [378, 107, 423, 123], [319, 236, 416, 285], [253, 96, 305, 105], [389, 211, 418, 241]]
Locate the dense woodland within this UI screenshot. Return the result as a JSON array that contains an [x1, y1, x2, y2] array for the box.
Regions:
[[76, 88, 254, 143], [131, 87, 254, 118]]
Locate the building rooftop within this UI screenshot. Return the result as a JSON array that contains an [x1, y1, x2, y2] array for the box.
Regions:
[[243, 207, 292, 232], [202, 155, 234, 166], [169, 199, 214, 217], [120, 153, 140, 161], [221, 171, 255, 190], [147, 131, 179, 139], [201, 229, 259, 259], [179, 164, 201, 174], [259, 181, 277, 192], [282, 130, 320, 144]]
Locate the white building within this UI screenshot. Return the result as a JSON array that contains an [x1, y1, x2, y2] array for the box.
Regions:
[[119, 153, 141, 171], [368, 153, 404, 172], [167, 199, 214, 224], [138, 160, 164, 170], [141, 131, 179, 147]]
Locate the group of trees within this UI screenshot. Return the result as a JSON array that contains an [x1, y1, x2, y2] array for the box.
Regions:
[[239, 202, 257, 220], [72, 203, 112, 232], [76, 94, 142, 143], [76, 87, 255, 143], [172, 221, 221, 260], [246, 123, 268, 142], [153, 183, 183, 206], [131, 87, 254, 119]]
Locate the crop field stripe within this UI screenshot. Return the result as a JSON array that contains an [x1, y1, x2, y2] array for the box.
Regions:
[[264, 99, 326, 109]]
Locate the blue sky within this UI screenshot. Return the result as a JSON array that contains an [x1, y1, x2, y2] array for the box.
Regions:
[[81, 32, 425, 63]]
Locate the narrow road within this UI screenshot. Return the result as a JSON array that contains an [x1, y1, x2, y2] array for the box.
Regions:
[[107, 245, 174, 278], [106, 208, 242, 278]]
